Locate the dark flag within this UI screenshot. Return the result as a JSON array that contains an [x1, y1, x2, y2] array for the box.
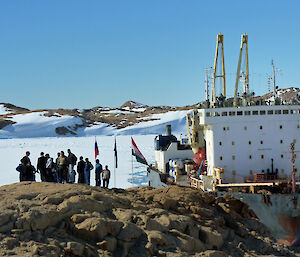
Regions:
[[114, 137, 118, 168]]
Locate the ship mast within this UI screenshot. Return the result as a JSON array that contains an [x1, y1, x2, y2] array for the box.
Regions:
[[204, 67, 212, 107], [271, 60, 277, 98], [234, 34, 249, 107], [210, 33, 226, 108]]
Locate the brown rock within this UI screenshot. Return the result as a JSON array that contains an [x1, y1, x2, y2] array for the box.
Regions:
[[65, 241, 85, 256], [97, 236, 117, 252], [199, 226, 224, 249], [198, 250, 228, 257], [117, 222, 143, 242]]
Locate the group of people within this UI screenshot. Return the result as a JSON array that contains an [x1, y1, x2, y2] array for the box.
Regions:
[[16, 150, 111, 188]]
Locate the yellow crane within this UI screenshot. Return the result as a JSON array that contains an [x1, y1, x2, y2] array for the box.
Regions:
[[210, 33, 226, 108], [234, 34, 249, 107]]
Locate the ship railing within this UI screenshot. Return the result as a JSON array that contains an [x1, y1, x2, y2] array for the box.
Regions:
[[190, 176, 204, 189]]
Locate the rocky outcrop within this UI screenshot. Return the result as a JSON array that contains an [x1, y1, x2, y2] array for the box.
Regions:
[[0, 182, 296, 256]]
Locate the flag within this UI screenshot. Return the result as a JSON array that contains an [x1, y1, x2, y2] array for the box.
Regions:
[[95, 139, 99, 159], [131, 137, 148, 165], [114, 137, 118, 168]]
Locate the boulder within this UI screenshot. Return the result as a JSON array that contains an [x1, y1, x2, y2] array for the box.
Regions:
[[97, 236, 117, 252], [65, 241, 85, 256], [199, 226, 224, 249]]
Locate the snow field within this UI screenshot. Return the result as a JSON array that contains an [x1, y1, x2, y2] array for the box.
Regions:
[[0, 135, 156, 188]]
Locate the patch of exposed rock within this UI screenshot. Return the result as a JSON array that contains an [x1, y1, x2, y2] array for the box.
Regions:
[[0, 182, 297, 257]]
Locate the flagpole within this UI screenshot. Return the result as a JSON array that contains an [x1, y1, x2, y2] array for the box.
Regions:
[[131, 142, 133, 186], [114, 136, 116, 188]]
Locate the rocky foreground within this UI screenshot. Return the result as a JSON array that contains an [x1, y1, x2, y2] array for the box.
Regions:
[[0, 182, 298, 257]]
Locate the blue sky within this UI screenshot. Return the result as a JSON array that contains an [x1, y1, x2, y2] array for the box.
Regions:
[[0, 0, 299, 109]]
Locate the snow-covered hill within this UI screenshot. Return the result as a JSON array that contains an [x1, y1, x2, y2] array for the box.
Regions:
[[0, 105, 191, 138], [0, 87, 299, 139]]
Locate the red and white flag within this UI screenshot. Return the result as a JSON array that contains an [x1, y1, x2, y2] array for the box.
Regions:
[[131, 137, 148, 165]]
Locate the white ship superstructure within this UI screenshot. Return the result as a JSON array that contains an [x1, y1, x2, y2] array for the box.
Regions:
[[150, 33, 300, 192], [200, 105, 300, 182]]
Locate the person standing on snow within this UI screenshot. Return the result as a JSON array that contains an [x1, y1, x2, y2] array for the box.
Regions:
[[45, 154, 55, 182], [57, 151, 68, 183], [102, 165, 111, 188], [27, 162, 36, 181], [95, 159, 103, 186], [84, 158, 93, 186], [21, 151, 31, 166], [55, 152, 60, 182], [67, 149, 77, 183], [37, 152, 47, 182], [77, 156, 85, 184], [18, 151, 31, 182]]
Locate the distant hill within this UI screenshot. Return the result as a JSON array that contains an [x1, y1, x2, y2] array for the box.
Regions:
[[0, 87, 299, 138]]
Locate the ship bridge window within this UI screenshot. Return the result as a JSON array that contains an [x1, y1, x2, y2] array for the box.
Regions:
[[244, 111, 251, 115], [249, 155, 252, 159], [237, 111, 243, 116], [281, 154, 284, 159], [261, 154, 264, 159], [219, 141, 222, 146], [222, 112, 227, 116], [229, 111, 236, 116], [252, 111, 258, 115], [220, 156, 223, 161], [275, 110, 281, 114], [213, 112, 220, 117], [280, 125, 283, 129], [290, 110, 297, 114], [260, 110, 266, 115], [206, 112, 211, 117], [283, 110, 289, 114], [260, 140, 263, 144], [280, 139, 283, 144], [268, 110, 274, 115]]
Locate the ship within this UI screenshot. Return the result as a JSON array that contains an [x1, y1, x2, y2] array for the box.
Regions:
[[147, 34, 300, 241]]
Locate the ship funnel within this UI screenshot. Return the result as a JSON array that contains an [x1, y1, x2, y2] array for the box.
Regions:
[[166, 125, 172, 136]]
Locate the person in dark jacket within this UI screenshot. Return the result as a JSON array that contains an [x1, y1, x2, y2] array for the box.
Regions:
[[16, 163, 25, 182], [45, 154, 55, 182], [95, 159, 103, 187], [23, 161, 36, 181], [77, 156, 85, 184], [84, 158, 94, 186], [37, 152, 47, 182], [67, 149, 77, 183], [21, 151, 30, 166]]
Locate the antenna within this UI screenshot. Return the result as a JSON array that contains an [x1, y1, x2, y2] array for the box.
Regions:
[[210, 33, 226, 108], [204, 67, 213, 106], [234, 34, 249, 107], [267, 60, 282, 104]]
